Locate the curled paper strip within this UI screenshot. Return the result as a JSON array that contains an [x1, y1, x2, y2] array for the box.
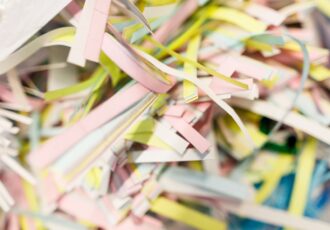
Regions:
[[1, 1, 330, 230]]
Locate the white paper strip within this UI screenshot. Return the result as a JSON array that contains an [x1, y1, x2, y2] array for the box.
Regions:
[[0, 0, 71, 60]]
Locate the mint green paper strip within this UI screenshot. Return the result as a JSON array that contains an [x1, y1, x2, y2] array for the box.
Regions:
[[250, 34, 285, 46], [231, 32, 310, 180]]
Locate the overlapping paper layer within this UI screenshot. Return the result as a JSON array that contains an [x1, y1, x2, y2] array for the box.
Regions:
[[1, 0, 330, 229]]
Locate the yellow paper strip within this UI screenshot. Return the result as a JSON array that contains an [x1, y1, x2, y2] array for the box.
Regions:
[[44, 66, 107, 101], [64, 94, 158, 184], [183, 35, 200, 103], [210, 7, 267, 33], [22, 180, 44, 230], [125, 132, 172, 149], [150, 197, 226, 230], [287, 137, 317, 223], [145, 36, 248, 89], [255, 155, 293, 204], [187, 161, 203, 171], [316, 0, 330, 18], [85, 167, 102, 189], [283, 41, 329, 56], [310, 64, 330, 81], [156, 15, 206, 59]]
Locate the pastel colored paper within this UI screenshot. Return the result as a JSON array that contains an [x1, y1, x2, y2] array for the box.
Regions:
[[1, 1, 330, 229]]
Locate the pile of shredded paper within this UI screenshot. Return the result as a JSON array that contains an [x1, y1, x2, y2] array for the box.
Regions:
[[1, 0, 330, 229]]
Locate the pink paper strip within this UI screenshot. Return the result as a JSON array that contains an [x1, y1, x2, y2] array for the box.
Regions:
[[234, 57, 273, 80], [195, 101, 212, 113], [246, 3, 285, 26], [210, 78, 253, 95], [58, 189, 109, 228], [40, 173, 62, 205], [7, 214, 20, 230], [114, 215, 163, 230], [164, 116, 210, 153], [0, 85, 44, 109], [67, 0, 96, 66], [210, 55, 273, 80], [216, 57, 236, 76], [144, 0, 198, 48], [65, 1, 81, 16], [84, 0, 111, 62], [311, 87, 326, 115], [164, 105, 186, 117], [96, 0, 111, 12], [182, 109, 196, 124], [102, 33, 174, 93], [28, 83, 150, 169]]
